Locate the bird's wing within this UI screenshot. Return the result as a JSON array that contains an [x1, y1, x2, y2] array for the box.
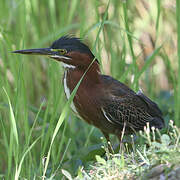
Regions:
[[101, 95, 152, 132], [100, 75, 164, 132]]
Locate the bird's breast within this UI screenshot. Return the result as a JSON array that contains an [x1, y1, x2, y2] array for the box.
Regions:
[[63, 69, 103, 125]]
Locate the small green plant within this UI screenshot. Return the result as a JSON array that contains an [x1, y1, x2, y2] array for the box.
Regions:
[[68, 121, 180, 180]]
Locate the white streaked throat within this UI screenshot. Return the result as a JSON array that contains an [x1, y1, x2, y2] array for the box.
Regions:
[[63, 70, 78, 113]]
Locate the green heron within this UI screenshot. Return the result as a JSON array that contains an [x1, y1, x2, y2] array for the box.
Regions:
[[13, 36, 164, 143]]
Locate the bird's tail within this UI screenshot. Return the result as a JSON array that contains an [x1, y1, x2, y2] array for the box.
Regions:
[[149, 117, 165, 129]]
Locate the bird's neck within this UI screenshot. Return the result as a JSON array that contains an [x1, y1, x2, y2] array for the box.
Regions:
[[63, 62, 101, 96]]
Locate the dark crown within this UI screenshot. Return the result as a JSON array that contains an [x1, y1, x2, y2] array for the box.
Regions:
[[50, 36, 94, 58]]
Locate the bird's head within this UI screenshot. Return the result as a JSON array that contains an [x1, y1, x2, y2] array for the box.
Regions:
[[13, 36, 98, 70]]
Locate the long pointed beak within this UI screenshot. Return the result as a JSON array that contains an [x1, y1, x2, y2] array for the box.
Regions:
[[12, 48, 54, 56]]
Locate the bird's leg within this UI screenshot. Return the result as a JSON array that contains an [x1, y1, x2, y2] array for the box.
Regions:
[[118, 122, 126, 152], [118, 134, 124, 153], [101, 131, 113, 154]]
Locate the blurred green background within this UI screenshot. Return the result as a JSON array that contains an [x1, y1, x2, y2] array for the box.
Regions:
[[0, 0, 178, 179]]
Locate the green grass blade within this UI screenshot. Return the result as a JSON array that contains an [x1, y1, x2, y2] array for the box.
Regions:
[[15, 136, 41, 180], [93, 1, 110, 51], [134, 45, 162, 85], [123, 1, 138, 89], [156, 0, 161, 32], [3, 87, 19, 145]]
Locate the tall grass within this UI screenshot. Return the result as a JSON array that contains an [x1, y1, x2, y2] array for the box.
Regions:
[[176, 0, 180, 126], [0, 0, 178, 178]]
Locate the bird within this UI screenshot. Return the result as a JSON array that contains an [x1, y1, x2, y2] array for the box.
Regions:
[[13, 36, 164, 143]]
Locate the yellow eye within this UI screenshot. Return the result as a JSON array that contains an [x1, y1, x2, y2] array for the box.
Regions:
[[57, 49, 67, 54], [51, 49, 67, 54]]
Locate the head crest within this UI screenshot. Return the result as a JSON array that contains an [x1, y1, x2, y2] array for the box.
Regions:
[[50, 36, 95, 58]]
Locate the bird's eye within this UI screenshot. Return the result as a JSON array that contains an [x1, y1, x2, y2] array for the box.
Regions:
[[57, 49, 67, 54], [51, 49, 67, 54]]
